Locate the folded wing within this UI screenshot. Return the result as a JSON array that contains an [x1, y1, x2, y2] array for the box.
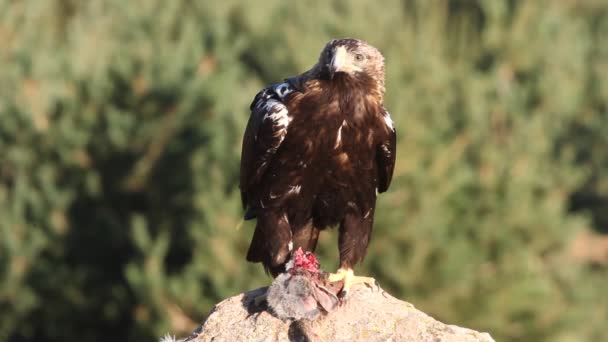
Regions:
[[240, 83, 295, 218], [376, 109, 396, 193]]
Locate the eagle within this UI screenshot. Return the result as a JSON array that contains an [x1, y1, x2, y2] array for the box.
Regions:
[[240, 38, 396, 297]]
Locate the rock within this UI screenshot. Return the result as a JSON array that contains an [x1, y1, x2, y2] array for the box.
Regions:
[[162, 284, 495, 342]]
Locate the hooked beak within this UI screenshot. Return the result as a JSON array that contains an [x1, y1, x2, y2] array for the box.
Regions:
[[328, 46, 348, 80]]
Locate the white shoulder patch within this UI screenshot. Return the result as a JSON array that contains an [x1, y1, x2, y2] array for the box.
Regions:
[[263, 100, 292, 128], [382, 110, 395, 131], [273, 82, 294, 100], [251, 84, 295, 157]]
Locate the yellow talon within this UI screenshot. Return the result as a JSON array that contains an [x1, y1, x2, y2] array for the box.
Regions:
[[328, 268, 377, 295]]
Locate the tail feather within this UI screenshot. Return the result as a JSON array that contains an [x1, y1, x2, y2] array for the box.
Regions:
[[246, 226, 265, 263]]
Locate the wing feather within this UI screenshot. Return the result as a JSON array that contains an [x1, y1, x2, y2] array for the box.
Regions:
[[376, 109, 396, 193], [240, 83, 295, 217]]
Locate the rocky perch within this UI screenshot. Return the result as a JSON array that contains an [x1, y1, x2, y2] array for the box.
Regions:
[[162, 284, 494, 342]]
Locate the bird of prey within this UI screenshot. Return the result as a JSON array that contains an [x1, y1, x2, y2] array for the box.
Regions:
[[240, 38, 396, 296]]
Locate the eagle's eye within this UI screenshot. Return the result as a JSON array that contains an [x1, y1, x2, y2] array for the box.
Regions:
[[355, 53, 365, 61]]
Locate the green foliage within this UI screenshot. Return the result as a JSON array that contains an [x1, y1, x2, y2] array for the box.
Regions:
[[0, 1, 607, 341]]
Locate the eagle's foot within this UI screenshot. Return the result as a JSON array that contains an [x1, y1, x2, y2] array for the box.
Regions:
[[327, 268, 377, 298]]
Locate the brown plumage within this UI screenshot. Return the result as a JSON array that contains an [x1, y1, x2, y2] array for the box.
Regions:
[[240, 38, 396, 293]]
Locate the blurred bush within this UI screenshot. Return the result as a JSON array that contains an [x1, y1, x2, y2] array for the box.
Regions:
[[0, 1, 607, 341]]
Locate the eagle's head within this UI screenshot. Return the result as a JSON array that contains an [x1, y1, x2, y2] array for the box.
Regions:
[[319, 38, 385, 89]]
